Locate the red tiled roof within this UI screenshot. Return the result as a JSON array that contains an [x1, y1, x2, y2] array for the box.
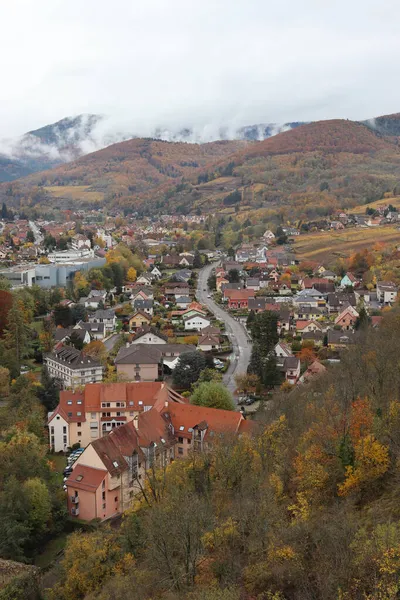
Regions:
[[161, 402, 244, 440], [66, 464, 107, 492], [224, 289, 254, 300]]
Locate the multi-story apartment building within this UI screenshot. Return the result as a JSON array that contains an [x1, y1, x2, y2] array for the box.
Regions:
[[45, 346, 104, 391], [48, 381, 184, 452], [64, 388, 253, 521]]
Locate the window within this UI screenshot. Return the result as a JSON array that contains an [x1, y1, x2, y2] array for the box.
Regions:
[[50, 426, 54, 434], [67, 412, 72, 417], [178, 437, 184, 444], [102, 491, 105, 500], [129, 401, 134, 406], [138, 401, 143, 406], [77, 400, 82, 405], [91, 412, 96, 418], [63, 435, 67, 444], [129, 411, 134, 416], [102, 480, 105, 489], [114, 496, 118, 502], [102, 503, 106, 509], [178, 447, 184, 455], [67, 400, 72, 405], [187, 438, 191, 445], [77, 412, 81, 416], [129, 491, 134, 498], [77, 422, 81, 427], [77, 432, 82, 437]]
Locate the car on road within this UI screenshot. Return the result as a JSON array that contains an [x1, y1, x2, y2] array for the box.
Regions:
[[207, 294, 212, 298], [203, 288, 206, 291]]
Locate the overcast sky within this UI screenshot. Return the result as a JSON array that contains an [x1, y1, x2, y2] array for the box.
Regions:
[[2, 0, 400, 137]]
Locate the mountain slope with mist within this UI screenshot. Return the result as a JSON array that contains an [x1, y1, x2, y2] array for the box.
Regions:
[[0, 114, 306, 183], [3, 116, 400, 223]]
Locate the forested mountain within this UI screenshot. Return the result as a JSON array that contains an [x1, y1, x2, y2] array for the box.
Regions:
[[3, 117, 400, 222], [0, 114, 305, 184]]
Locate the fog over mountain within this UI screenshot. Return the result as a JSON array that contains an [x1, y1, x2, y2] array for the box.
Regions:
[[0, 114, 307, 182]]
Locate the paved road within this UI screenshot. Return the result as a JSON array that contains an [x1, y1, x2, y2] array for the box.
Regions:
[[104, 333, 122, 352], [29, 220, 43, 245], [197, 263, 252, 396]]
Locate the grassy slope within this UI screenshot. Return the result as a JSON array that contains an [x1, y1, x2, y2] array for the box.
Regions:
[[293, 225, 400, 262]]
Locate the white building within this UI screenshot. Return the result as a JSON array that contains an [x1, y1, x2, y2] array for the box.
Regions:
[[376, 281, 398, 304], [45, 346, 104, 389], [183, 313, 211, 331]]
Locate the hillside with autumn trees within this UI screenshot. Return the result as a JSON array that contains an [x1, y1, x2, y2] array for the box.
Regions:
[[3, 117, 400, 223], [29, 308, 400, 600]]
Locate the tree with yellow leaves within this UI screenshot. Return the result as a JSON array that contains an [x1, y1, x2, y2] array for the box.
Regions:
[[126, 267, 137, 282]]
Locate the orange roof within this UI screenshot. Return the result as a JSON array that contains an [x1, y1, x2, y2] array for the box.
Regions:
[[84, 381, 168, 411], [66, 465, 107, 493], [296, 320, 313, 330], [53, 390, 85, 423], [161, 402, 244, 440], [224, 289, 254, 300]]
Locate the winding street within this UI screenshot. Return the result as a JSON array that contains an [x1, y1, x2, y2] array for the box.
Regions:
[[197, 262, 252, 396]]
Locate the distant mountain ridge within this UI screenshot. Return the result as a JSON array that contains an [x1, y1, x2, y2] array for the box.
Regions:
[[0, 114, 307, 183]]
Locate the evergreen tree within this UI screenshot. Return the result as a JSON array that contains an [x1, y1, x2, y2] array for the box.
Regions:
[[38, 366, 60, 412], [249, 311, 279, 357], [262, 354, 282, 389], [355, 306, 370, 330], [247, 344, 264, 378], [3, 299, 31, 366], [26, 230, 35, 243], [193, 251, 202, 269], [173, 352, 206, 388]]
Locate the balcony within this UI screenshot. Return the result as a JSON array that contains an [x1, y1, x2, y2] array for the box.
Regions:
[[71, 495, 79, 504], [71, 507, 80, 516]]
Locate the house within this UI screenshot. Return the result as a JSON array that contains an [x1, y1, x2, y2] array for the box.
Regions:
[[128, 311, 152, 331], [131, 326, 167, 345], [327, 330, 357, 348], [246, 278, 260, 291], [248, 297, 268, 313], [45, 345, 103, 389], [136, 273, 153, 286], [224, 289, 254, 309], [75, 321, 105, 341], [175, 296, 191, 309], [327, 292, 357, 313], [282, 356, 301, 384], [115, 344, 162, 381], [340, 272, 358, 288], [296, 320, 324, 334], [216, 276, 229, 291], [53, 327, 91, 347], [48, 381, 185, 451], [88, 309, 116, 334], [84, 289, 107, 309], [71, 234, 91, 250], [164, 283, 190, 299], [335, 305, 359, 330], [65, 395, 252, 520], [197, 334, 221, 352], [183, 312, 211, 331], [376, 281, 398, 304], [301, 330, 325, 346], [262, 230, 275, 241], [133, 299, 153, 316], [274, 342, 293, 359], [151, 266, 162, 279], [115, 343, 197, 380], [299, 360, 327, 384], [294, 306, 323, 320]]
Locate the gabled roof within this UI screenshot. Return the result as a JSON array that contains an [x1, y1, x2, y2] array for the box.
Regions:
[[66, 465, 107, 492], [198, 334, 220, 346], [92, 435, 127, 476], [131, 325, 168, 343], [46, 345, 102, 370], [115, 344, 162, 365], [160, 402, 245, 440]]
